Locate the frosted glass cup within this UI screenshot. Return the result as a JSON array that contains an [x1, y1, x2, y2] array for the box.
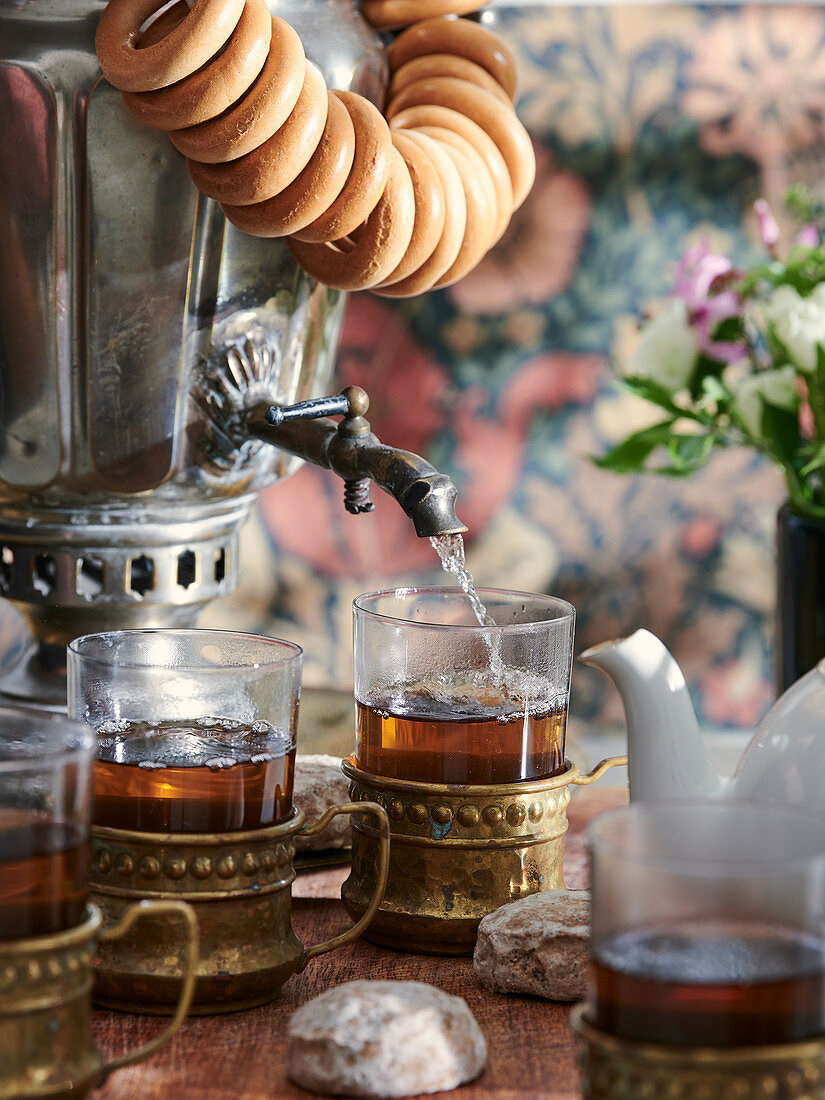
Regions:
[[0, 707, 93, 939], [587, 801, 825, 1048], [67, 629, 302, 833], [353, 587, 576, 785]]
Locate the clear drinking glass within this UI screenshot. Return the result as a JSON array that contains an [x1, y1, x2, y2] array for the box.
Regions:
[[588, 801, 825, 1047], [0, 707, 93, 939], [353, 587, 575, 784], [67, 629, 302, 833]]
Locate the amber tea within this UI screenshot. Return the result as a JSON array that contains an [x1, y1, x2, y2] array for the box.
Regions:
[[591, 919, 825, 1047], [0, 813, 87, 939], [355, 680, 566, 784], [94, 717, 295, 833]]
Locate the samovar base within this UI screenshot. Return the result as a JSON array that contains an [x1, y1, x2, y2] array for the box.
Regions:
[[0, 501, 247, 706]]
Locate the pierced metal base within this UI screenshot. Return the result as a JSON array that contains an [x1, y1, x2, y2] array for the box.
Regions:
[[0, 501, 247, 705], [571, 1005, 825, 1099]]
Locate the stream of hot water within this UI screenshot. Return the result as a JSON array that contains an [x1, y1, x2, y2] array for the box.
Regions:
[[429, 533, 495, 628]]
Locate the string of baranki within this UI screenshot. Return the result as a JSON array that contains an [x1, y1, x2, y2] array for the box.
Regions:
[[95, 0, 535, 295]]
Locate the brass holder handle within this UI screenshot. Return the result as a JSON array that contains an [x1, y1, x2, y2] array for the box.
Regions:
[[296, 801, 390, 971], [97, 900, 199, 1081], [571, 756, 628, 787]]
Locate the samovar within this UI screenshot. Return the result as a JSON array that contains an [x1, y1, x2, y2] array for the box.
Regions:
[[0, 0, 464, 707]]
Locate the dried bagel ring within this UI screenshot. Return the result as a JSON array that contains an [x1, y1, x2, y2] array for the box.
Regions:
[[388, 55, 511, 106], [96, 0, 245, 92], [222, 92, 356, 237], [413, 125, 497, 286], [169, 16, 307, 164], [375, 131, 446, 288], [374, 129, 466, 297], [361, 0, 481, 31], [289, 92, 394, 244], [289, 146, 416, 290], [386, 75, 535, 207], [122, 0, 272, 131], [388, 16, 517, 100], [96, 0, 536, 295], [188, 61, 328, 205], [390, 103, 512, 241]]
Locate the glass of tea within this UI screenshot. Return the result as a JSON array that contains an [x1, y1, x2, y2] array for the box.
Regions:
[[353, 587, 575, 784], [67, 629, 301, 833], [587, 801, 825, 1048], [0, 706, 92, 939]]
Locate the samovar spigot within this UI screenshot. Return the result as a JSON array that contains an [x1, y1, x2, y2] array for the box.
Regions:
[[249, 386, 467, 538]]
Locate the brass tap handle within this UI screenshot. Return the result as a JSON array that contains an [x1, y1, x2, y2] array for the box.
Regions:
[[265, 385, 370, 429]]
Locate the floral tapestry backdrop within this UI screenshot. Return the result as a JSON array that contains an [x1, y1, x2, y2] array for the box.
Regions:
[[204, 4, 825, 731]]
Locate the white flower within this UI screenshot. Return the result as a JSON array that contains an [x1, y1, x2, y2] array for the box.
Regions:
[[627, 299, 699, 392], [629, 299, 699, 393], [763, 283, 825, 373], [729, 365, 798, 438]]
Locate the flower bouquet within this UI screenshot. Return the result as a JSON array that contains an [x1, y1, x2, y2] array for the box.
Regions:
[[597, 188, 825, 520], [597, 187, 825, 690]]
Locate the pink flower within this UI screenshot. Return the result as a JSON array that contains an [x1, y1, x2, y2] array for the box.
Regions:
[[672, 243, 743, 363], [797, 224, 820, 248], [754, 198, 780, 252]]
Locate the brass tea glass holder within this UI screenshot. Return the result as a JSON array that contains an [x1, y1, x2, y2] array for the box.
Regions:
[[572, 1006, 825, 1100], [89, 802, 389, 1015], [341, 756, 625, 956], [0, 903, 197, 1100]]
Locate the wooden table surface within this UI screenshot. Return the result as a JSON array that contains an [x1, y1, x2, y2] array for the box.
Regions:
[[94, 787, 626, 1100]]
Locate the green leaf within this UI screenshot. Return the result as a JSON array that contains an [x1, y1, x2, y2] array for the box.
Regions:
[[618, 376, 709, 423], [593, 420, 677, 474], [667, 433, 715, 471], [800, 443, 825, 477], [761, 403, 802, 467]]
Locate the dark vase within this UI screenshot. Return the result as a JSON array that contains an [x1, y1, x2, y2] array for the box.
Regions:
[[776, 502, 825, 693]]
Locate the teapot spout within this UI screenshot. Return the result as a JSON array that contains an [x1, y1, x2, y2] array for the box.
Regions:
[[581, 630, 724, 801]]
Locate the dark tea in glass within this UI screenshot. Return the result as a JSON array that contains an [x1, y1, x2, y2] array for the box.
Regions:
[[0, 707, 92, 940], [591, 919, 825, 1047], [353, 589, 575, 785], [588, 803, 825, 1050], [355, 686, 566, 784], [0, 813, 87, 939], [94, 717, 295, 832], [68, 629, 303, 837]]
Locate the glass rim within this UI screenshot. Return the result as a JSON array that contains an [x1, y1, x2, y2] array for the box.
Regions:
[[67, 628, 303, 673], [352, 586, 576, 630], [588, 799, 825, 875], [0, 704, 94, 773]]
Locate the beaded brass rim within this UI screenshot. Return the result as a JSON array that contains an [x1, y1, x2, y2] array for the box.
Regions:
[[91, 807, 304, 899], [342, 757, 625, 847], [343, 755, 580, 796], [0, 907, 100, 1017], [572, 1007, 825, 1066], [571, 1005, 825, 1100]]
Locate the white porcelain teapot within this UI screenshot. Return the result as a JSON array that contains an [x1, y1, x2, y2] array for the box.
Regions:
[[581, 630, 825, 806]]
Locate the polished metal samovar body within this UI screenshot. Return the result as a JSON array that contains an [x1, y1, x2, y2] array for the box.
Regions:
[[0, 0, 387, 703]]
